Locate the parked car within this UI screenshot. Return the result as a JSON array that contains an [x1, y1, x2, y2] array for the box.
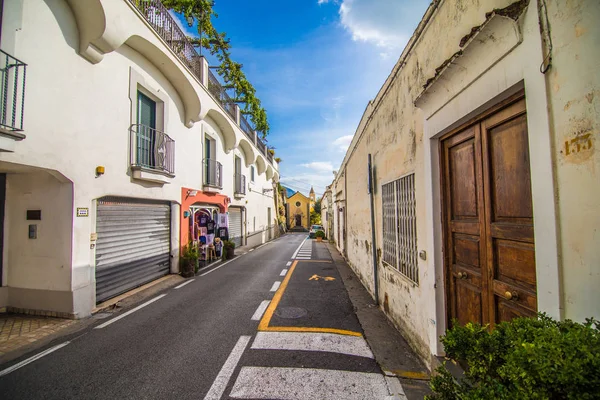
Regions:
[[309, 224, 324, 238]]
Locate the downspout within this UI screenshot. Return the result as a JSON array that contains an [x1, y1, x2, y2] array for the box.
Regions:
[[368, 154, 379, 305]]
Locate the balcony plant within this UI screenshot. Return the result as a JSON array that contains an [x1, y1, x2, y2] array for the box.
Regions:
[[427, 314, 600, 399], [222, 240, 235, 260], [315, 230, 325, 242], [180, 242, 199, 278]]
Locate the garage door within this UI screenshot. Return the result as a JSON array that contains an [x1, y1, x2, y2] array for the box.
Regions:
[[229, 207, 243, 248], [95, 197, 171, 303]]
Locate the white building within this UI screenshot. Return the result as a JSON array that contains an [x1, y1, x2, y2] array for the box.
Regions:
[[0, 0, 279, 318]]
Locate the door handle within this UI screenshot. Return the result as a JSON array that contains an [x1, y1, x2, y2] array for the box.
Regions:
[[504, 291, 519, 301], [457, 271, 468, 279]]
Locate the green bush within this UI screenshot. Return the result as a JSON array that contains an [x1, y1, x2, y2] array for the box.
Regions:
[[427, 314, 600, 400], [315, 230, 325, 239]]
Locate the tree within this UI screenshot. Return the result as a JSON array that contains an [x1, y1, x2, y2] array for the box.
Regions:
[[163, 0, 270, 134], [313, 197, 322, 214]]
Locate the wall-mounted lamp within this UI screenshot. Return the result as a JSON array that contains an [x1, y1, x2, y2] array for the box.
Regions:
[[186, 189, 198, 198], [95, 166, 105, 177]]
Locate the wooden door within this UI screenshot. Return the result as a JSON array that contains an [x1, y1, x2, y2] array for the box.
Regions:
[[442, 96, 537, 328]]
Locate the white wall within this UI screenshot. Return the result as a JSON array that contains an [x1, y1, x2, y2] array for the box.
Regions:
[[0, 0, 279, 315], [5, 170, 73, 291]]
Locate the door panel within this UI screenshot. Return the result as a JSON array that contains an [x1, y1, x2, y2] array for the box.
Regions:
[[481, 100, 536, 325], [443, 95, 537, 328], [443, 126, 488, 326]]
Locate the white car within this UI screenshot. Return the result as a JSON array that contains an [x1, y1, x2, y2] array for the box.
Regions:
[[309, 224, 324, 238]]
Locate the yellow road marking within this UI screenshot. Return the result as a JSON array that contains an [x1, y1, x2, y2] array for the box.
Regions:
[[309, 274, 335, 281], [387, 370, 431, 380], [258, 260, 362, 337]]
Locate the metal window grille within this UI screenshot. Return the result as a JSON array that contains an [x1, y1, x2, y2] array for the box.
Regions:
[[382, 174, 418, 284]]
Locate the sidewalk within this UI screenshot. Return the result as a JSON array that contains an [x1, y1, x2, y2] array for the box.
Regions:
[[324, 242, 433, 399], [0, 313, 76, 356]]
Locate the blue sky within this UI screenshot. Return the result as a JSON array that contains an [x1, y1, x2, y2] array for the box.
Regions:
[[174, 0, 430, 197]]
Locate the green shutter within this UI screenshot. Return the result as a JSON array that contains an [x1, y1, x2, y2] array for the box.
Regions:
[[136, 92, 157, 167]]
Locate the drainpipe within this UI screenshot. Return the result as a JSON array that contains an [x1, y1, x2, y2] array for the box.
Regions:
[[368, 154, 379, 306]]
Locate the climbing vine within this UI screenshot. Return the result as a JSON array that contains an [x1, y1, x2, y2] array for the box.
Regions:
[[163, 0, 270, 136]]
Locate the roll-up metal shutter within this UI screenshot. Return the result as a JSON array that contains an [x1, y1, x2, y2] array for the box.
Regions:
[[229, 207, 243, 247], [95, 197, 170, 303]]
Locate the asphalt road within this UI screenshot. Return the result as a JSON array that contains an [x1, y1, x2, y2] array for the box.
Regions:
[[0, 233, 404, 399]]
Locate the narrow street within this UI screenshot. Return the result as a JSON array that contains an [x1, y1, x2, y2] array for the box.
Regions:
[[0, 233, 409, 399]]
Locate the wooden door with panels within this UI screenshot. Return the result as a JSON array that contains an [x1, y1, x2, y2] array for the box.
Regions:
[[441, 93, 537, 329]]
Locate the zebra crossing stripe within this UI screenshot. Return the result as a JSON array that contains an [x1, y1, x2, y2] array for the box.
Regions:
[[251, 331, 373, 358], [229, 367, 390, 399]]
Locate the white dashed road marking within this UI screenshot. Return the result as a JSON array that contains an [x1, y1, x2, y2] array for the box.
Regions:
[[204, 336, 251, 400], [269, 281, 281, 292], [280, 269, 288, 276], [251, 300, 271, 321]]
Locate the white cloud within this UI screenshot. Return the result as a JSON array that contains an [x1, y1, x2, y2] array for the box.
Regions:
[[301, 161, 335, 173], [337, 0, 427, 50], [332, 135, 353, 152]]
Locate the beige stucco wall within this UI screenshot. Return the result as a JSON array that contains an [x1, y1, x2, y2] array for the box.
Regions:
[[333, 0, 599, 365], [544, 0, 600, 321]]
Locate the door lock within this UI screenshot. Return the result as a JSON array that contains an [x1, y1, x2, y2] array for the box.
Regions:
[[457, 271, 468, 279]]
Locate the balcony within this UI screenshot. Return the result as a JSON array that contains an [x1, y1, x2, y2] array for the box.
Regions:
[[234, 173, 246, 197], [128, 0, 203, 81], [207, 69, 236, 120], [130, 124, 175, 183], [129, 0, 274, 168], [0, 49, 27, 151], [203, 158, 223, 191]]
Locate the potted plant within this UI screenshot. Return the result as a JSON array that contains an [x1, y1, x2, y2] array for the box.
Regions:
[[315, 230, 325, 242], [222, 240, 236, 260], [180, 242, 198, 278]]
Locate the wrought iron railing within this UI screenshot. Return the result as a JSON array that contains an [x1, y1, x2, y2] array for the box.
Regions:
[[128, 0, 202, 82], [207, 69, 236, 120], [130, 124, 175, 174], [257, 138, 266, 156], [0, 50, 27, 132], [239, 114, 255, 142], [234, 173, 246, 195], [130, 0, 274, 166], [203, 158, 223, 189], [267, 149, 273, 163]]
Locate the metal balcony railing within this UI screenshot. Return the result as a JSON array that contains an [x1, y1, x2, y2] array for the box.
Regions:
[[234, 173, 246, 196], [207, 69, 236, 120], [0, 50, 27, 132], [257, 138, 266, 156], [130, 124, 175, 174], [203, 158, 223, 189], [129, 0, 203, 81], [239, 114, 256, 142], [130, 0, 274, 166], [267, 149, 273, 163]]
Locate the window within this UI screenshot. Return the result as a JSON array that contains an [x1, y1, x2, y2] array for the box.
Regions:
[[136, 91, 157, 168], [250, 166, 255, 182], [382, 174, 418, 284], [295, 201, 301, 207]]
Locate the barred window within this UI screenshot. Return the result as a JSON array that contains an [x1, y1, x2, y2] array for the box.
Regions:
[[382, 174, 418, 284]]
